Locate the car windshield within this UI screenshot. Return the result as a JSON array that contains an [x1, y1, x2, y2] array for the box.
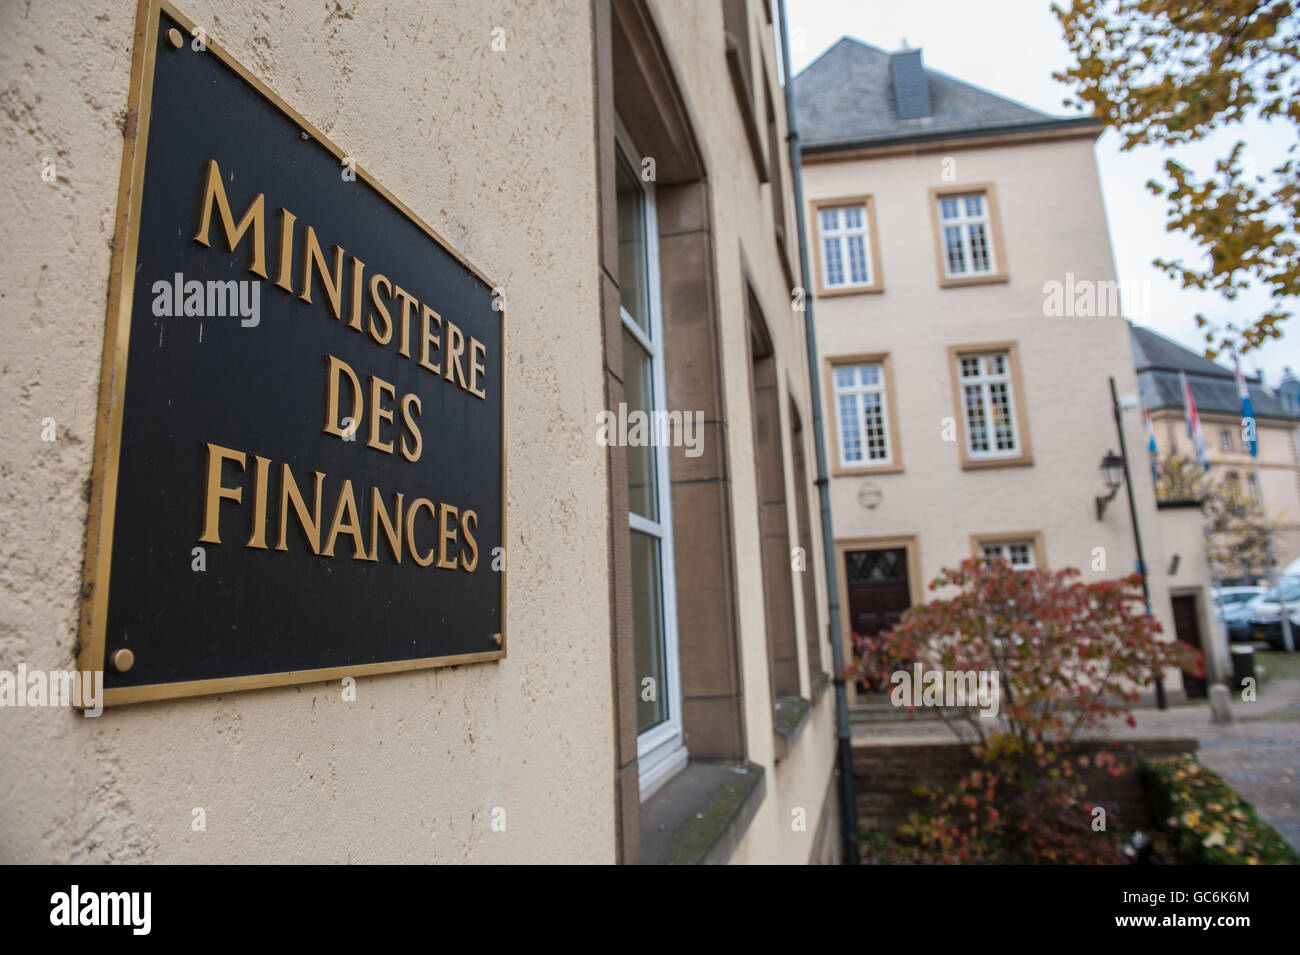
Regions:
[[1258, 577, 1300, 603]]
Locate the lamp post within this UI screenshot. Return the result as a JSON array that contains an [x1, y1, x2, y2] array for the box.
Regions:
[[1107, 376, 1168, 709], [1095, 450, 1124, 520]]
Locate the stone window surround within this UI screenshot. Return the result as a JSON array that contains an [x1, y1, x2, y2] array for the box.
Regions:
[[927, 182, 1010, 289], [809, 195, 885, 297], [945, 341, 1034, 471], [970, 530, 1048, 570], [823, 352, 904, 477]]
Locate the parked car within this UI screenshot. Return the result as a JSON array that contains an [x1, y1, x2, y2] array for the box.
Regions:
[[1214, 585, 1266, 641], [1245, 576, 1300, 650]]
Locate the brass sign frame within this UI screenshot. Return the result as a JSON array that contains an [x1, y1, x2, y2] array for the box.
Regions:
[[77, 0, 508, 705]]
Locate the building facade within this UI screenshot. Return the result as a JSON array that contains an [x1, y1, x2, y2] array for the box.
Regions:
[[0, 0, 839, 864], [1133, 324, 1300, 574], [794, 39, 1199, 702]]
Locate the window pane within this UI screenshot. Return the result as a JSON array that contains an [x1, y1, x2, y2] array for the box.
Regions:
[[631, 530, 668, 733], [838, 394, 862, 462], [843, 207, 864, 230], [968, 222, 991, 272], [622, 328, 658, 520], [834, 367, 855, 389], [944, 225, 966, 274], [819, 209, 839, 232], [823, 236, 845, 286], [964, 195, 984, 217], [964, 384, 989, 452], [860, 364, 880, 387], [989, 381, 1015, 450], [616, 151, 651, 334], [862, 393, 888, 461], [847, 234, 869, 284], [939, 197, 960, 220]]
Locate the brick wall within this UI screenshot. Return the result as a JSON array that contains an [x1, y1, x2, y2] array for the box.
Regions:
[[853, 738, 1197, 837]]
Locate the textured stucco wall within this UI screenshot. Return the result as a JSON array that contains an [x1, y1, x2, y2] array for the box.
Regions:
[[805, 135, 1191, 699], [0, 0, 613, 863]]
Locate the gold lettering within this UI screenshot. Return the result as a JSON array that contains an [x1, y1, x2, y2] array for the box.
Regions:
[[193, 159, 267, 278], [405, 497, 436, 567], [348, 257, 366, 331], [199, 442, 246, 544], [323, 355, 363, 440], [275, 208, 297, 292], [460, 509, 479, 572], [400, 393, 422, 463], [367, 376, 396, 454], [392, 285, 417, 358], [437, 503, 459, 570], [419, 305, 442, 374], [369, 488, 404, 563], [469, 337, 487, 400], [444, 320, 468, 390], [322, 479, 368, 559], [276, 464, 325, 553], [368, 272, 393, 345], [247, 454, 271, 549], [299, 226, 345, 319]]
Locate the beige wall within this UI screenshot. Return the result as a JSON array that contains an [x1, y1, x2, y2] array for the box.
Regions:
[[0, 0, 615, 863], [1155, 504, 1227, 681], [805, 134, 1193, 701]]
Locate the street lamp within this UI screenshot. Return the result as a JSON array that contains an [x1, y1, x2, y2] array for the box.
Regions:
[[1095, 449, 1124, 520]]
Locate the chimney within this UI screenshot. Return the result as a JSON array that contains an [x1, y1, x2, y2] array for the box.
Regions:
[[890, 48, 931, 120]]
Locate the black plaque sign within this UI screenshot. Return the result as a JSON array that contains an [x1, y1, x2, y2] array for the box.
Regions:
[[79, 1, 506, 704]]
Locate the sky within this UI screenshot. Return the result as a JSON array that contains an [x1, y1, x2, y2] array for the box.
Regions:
[[784, 0, 1300, 387]]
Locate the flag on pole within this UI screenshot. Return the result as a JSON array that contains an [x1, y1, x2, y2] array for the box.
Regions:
[[1143, 404, 1161, 485], [1231, 352, 1258, 458], [1181, 371, 1210, 471]]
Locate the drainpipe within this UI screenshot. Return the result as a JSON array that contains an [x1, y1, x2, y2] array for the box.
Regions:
[[776, 0, 860, 864]]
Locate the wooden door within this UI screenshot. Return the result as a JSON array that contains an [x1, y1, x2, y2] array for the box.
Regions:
[[844, 547, 911, 692], [1171, 594, 1206, 699]]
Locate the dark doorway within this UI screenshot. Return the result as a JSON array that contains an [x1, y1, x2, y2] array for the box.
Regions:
[[1171, 593, 1206, 699], [844, 547, 911, 693]]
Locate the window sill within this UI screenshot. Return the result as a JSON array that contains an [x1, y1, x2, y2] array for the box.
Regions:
[[816, 283, 884, 298], [773, 695, 811, 762], [832, 461, 904, 478], [960, 454, 1034, 471], [939, 272, 1009, 289], [639, 761, 766, 865]]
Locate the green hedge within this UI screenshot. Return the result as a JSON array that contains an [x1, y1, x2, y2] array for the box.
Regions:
[[1142, 754, 1298, 865]]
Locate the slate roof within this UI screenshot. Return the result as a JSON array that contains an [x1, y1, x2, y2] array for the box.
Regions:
[[1130, 324, 1300, 421], [792, 37, 1100, 152]]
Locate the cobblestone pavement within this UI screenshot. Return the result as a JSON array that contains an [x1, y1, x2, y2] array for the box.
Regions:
[[851, 673, 1300, 851]]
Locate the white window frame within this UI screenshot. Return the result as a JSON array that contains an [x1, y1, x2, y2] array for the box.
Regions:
[[981, 540, 1036, 570], [832, 361, 893, 468], [616, 118, 687, 800], [938, 192, 995, 278], [959, 352, 1020, 460], [818, 204, 873, 289]]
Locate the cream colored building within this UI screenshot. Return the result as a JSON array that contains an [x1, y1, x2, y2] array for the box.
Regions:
[[794, 39, 1205, 702], [0, 0, 841, 864], [1132, 324, 1300, 573]]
